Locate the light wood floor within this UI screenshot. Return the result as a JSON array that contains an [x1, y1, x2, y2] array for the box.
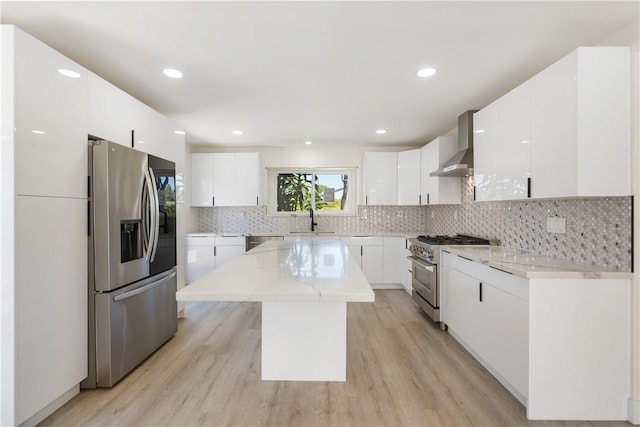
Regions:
[[41, 290, 630, 427]]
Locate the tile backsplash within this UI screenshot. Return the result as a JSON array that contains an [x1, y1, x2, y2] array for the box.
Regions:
[[196, 176, 632, 271]]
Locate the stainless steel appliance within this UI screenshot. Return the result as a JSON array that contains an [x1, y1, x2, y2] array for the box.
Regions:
[[432, 111, 478, 177], [83, 139, 177, 388], [408, 234, 490, 329]]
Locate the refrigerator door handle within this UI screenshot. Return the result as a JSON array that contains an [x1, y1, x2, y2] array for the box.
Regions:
[[113, 271, 177, 302], [142, 167, 157, 262], [148, 167, 160, 262]]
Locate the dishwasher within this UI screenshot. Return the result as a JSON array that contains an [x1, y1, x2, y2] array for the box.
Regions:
[[245, 235, 284, 251]]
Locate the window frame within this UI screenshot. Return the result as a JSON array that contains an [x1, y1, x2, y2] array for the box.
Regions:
[[267, 167, 358, 216]]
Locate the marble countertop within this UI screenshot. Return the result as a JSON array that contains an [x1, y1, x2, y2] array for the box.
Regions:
[[442, 246, 632, 280], [187, 231, 425, 238], [177, 239, 375, 302]]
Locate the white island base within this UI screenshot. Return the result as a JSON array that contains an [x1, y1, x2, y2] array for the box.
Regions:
[[176, 240, 374, 383], [262, 301, 346, 381]]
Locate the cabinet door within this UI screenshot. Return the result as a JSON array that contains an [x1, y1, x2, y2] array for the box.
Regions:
[[87, 73, 137, 147], [530, 52, 577, 199], [185, 245, 216, 284], [364, 152, 398, 205], [344, 244, 362, 268], [419, 145, 430, 205], [479, 282, 529, 399], [215, 245, 245, 269], [382, 236, 406, 284], [444, 261, 483, 350], [15, 196, 87, 423], [212, 153, 235, 206], [397, 149, 421, 205], [361, 245, 383, 283], [191, 153, 214, 207], [14, 29, 88, 199], [235, 153, 259, 206], [474, 83, 531, 201], [426, 137, 461, 205]]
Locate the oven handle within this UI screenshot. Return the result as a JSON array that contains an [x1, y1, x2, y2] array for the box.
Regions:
[[407, 255, 435, 272]]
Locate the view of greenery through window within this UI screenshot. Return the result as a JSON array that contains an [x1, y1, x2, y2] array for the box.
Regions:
[[276, 172, 349, 212]]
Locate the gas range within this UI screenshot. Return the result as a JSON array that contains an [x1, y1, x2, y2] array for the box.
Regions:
[[409, 234, 491, 264], [408, 234, 491, 328]]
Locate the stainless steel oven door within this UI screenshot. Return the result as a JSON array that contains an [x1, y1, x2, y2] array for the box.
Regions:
[[408, 256, 439, 321]]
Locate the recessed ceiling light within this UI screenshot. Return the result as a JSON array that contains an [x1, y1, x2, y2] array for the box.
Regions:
[[58, 69, 81, 78], [475, 129, 486, 134], [375, 129, 387, 135], [232, 130, 243, 135], [163, 68, 183, 79], [31, 130, 45, 135], [417, 67, 436, 78], [174, 130, 186, 135], [305, 141, 312, 145]]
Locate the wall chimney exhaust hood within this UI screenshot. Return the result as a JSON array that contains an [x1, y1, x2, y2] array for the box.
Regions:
[[432, 110, 478, 177]]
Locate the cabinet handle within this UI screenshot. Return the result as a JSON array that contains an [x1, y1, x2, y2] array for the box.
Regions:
[[427, 193, 430, 205], [527, 177, 532, 198], [87, 200, 91, 237], [365, 195, 368, 205], [214, 246, 217, 257], [212, 196, 215, 206], [256, 196, 259, 206], [473, 186, 476, 201], [479, 282, 483, 302], [131, 130, 135, 148], [360, 246, 363, 256], [419, 194, 422, 205]]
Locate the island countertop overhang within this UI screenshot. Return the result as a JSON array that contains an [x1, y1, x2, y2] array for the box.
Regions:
[[177, 239, 375, 303]]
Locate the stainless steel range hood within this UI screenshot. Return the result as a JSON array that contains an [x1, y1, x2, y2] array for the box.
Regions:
[[431, 110, 478, 177]]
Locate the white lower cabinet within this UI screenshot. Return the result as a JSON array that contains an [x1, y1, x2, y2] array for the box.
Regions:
[[213, 235, 246, 268], [15, 196, 87, 424], [341, 236, 383, 284], [185, 235, 216, 284], [185, 234, 246, 284], [441, 251, 630, 420], [382, 236, 408, 290]]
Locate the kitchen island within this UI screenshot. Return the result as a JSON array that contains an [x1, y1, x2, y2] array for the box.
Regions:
[[176, 239, 375, 382]]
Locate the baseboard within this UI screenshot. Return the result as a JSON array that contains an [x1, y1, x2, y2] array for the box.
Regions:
[[629, 397, 640, 425], [19, 384, 79, 427]]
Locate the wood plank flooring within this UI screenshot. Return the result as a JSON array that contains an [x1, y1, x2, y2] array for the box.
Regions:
[[41, 290, 630, 426]]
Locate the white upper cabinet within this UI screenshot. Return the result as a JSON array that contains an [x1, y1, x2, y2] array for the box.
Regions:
[[212, 153, 236, 206], [529, 47, 630, 198], [397, 149, 421, 205], [88, 73, 183, 164], [10, 27, 88, 199], [363, 152, 398, 205], [191, 153, 215, 207], [474, 46, 630, 201], [420, 136, 461, 205], [88, 73, 138, 147], [191, 152, 260, 207], [474, 82, 531, 202], [235, 152, 260, 206]]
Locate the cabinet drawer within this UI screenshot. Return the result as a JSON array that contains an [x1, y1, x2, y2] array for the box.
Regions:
[[215, 235, 245, 246], [185, 234, 215, 246], [341, 236, 383, 246], [447, 252, 528, 301]]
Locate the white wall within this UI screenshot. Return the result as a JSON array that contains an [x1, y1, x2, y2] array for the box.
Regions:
[[597, 19, 640, 423]]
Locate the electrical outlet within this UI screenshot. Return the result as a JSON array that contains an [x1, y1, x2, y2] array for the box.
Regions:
[[547, 217, 566, 234]]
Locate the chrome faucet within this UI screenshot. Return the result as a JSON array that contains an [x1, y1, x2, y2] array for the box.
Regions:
[[309, 207, 318, 231]]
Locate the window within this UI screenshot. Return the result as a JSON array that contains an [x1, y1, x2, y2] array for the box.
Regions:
[[268, 168, 357, 215]]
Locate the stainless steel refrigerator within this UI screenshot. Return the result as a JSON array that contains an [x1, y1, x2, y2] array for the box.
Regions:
[[83, 139, 177, 388]]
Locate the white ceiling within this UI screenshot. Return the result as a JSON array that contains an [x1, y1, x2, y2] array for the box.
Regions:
[[1, 1, 638, 148]]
